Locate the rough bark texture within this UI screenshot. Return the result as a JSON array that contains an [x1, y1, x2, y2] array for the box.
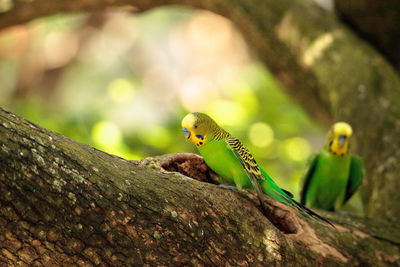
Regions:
[[1, 0, 400, 264], [334, 0, 400, 72], [1, 107, 400, 266], [0, 0, 399, 220]]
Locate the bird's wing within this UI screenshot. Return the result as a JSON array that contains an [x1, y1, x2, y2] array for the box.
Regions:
[[225, 136, 292, 198], [225, 136, 265, 180], [344, 155, 365, 203], [225, 136, 269, 213], [300, 153, 319, 205]]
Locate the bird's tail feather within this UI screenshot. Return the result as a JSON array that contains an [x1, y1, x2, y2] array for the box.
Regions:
[[283, 195, 335, 227], [258, 165, 334, 227]]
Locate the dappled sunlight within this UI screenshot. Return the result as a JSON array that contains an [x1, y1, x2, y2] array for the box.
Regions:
[[138, 125, 172, 149], [282, 137, 311, 162], [0, 8, 326, 206], [0, 0, 12, 13], [0, 25, 28, 60], [248, 122, 274, 148], [178, 76, 219, 111], [208, 100, 248, 126], [92, 120, 122, 148], [91, 120, 141, 160], [229, 84, 259, 116], [44, 30, 78, 69], [303, 32, 334, 67], [108, 78, 136, 105]]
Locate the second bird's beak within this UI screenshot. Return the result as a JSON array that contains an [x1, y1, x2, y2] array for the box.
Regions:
[[183, 128, 191, 140], [338, 134, 347, 147]]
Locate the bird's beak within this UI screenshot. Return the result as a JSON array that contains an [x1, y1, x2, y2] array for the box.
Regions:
[[338, 134, 347, 147], [182, 128, 191, 140]]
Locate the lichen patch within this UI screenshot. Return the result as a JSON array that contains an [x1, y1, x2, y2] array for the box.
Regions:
[[68, 192, 77, 204], [31, 148, 45, 167], [52, 178, 67, 192]]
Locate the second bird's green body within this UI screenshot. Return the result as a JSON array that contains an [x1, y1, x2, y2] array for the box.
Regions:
[[301, 122, 365, 211], [303, 150, 351, 210]]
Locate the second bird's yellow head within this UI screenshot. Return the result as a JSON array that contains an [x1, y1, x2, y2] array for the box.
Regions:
[[327, 122, 353, 156]]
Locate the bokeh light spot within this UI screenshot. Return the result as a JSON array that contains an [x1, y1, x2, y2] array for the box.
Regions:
[[187, 11, 233, 61], [248, 122, 274, 148], [179, 76, 218, 111], [208, 100, 247, 126], [108, 79, 136, 104], [283, 137, 311, 161], [0, 0, 13, 13], [0, 25, 28, 59], [139, 126, 172, 148], [92, 121, 122, 147], [44, 31, 78, 69], [232, 88, 259, 116]]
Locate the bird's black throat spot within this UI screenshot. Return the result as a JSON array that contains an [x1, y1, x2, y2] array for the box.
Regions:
[[195, 134, 204, 140]]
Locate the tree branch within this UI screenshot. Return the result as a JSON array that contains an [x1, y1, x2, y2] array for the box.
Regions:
[[1, 0, 399, 220], [1, 108, 400, 265]]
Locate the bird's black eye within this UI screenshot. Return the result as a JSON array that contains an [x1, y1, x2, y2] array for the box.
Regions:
[[194, 125, 198, 129]]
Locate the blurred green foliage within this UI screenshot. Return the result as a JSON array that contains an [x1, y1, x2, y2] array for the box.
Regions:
[[0, 7, 362, 214]]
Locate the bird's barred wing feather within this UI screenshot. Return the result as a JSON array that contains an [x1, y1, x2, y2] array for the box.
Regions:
[[225, 136, 293, 199], [225, 136, 265, 180], [225, 136, 268, 213]]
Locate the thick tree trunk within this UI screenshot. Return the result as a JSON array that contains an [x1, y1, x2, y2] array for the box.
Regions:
[[1, 108, 400, 266], [1, 0, 399, 220], [334, 0, 400, 73]]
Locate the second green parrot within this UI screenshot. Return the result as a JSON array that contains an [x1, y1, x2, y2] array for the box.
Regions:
[[300, 122, 365, 211], [182, 112, 331, 225]]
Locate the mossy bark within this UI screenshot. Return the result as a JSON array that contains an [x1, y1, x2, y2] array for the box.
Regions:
[[1, 108, 400, 266], [334, 0, 400, 72], [0, 0, 399, 220]]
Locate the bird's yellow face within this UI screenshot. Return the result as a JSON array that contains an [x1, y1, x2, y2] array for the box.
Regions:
[[181, 113, 210, 147], [327, 122, 353, 156]]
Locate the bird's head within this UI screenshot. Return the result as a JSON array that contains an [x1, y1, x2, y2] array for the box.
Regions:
[[327, 122, 353, 156], [181, 112, 216, 147]]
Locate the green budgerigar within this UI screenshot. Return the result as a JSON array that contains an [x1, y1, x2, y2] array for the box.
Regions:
[[300, 122, 365, 211], [182, 112, 331, 225]]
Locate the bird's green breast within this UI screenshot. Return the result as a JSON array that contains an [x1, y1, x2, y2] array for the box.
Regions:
[[197, 138, 252, 189], [307, 150, 351, 210]]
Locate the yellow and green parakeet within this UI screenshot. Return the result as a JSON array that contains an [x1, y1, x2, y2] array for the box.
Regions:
[[300, 122, 365, 211], [182, 112, 331, 225]]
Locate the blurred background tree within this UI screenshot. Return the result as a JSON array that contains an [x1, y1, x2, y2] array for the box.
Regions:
[[0, 0, 386, 215]]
